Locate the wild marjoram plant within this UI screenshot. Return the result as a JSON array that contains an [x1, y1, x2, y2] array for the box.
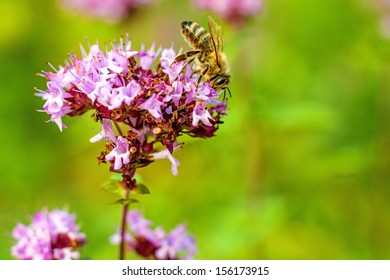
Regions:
[[34, 32, 228, 259]]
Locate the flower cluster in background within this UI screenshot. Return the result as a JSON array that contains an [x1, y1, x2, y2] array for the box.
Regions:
[[111, 210, 197, 259], [377, 0, 390, 38], [193, 0, 263, 26], [36, 36, 227, 178], [11, 209, 86, 260], [59, 0, 156, 21]]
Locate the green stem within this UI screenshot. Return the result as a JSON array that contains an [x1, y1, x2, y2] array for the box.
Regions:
[[119, 189, 130, 260], [113, 120, 124, 136]]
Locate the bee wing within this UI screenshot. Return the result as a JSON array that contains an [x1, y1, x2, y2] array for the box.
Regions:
[[208, 16, 223, 64]]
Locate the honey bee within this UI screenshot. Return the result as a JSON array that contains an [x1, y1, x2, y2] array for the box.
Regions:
[[175, 16, 231, 97]]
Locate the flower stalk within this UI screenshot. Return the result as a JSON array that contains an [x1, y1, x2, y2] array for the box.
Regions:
[[119, 188, 130, 260]]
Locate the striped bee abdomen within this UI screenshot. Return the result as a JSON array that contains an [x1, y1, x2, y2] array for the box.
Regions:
[[181, 21, 213, 50]]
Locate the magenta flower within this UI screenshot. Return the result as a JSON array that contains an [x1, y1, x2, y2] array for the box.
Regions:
[[111, 210, 197, 260], [11, 209, 86, 260], [36, 36, 227, 176], [59, 0, 156, 21], [193, 0, 263, 26]]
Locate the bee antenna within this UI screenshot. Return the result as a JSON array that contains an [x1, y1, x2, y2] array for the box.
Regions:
[[227, 87, 232, 98]]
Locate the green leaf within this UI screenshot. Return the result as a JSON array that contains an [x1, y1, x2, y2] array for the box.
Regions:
[[111, 198, 139, 206], [101, 174, 124, 197], [110, 173, 123, 181], [136, 183, 151, 195], [133, 172, 144, 184]]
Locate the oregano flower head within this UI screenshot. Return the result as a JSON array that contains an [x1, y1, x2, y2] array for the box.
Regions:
[[36, 36, 227, 179]]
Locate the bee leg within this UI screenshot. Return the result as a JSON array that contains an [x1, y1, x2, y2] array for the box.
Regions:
[[227, 87, 232, 98], [156, 64, 163, 75], [221, 88, 231, 101], [174, 50, 202, 63], [196, 64, 209, 88], [221, 88, 232, 101]]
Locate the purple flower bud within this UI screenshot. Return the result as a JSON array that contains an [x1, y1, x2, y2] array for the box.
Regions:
[[11, 209, 86, 260]]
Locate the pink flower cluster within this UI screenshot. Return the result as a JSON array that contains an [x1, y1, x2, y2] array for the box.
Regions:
[[111, 210, 197, 259], [60, 0, 156, 21], [193, 0, 263, 26], [36, 36, 226, 177], [11, 209, 86, 260]]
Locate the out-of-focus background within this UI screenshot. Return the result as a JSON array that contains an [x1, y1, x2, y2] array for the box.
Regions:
[[1, 0, 390, 259]]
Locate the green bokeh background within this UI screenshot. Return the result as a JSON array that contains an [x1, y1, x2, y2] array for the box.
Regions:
[[1, 0, 389, 259]]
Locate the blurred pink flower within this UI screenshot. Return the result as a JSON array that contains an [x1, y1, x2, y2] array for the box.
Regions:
[[111, 210, 197, 259], [380, 14, 390, 38], [193, 0, 263, 26], [60, 0, 156, 21], [377, 0, 390, 38], [379, 0, 390, 9], [11, 209, 86, 260]]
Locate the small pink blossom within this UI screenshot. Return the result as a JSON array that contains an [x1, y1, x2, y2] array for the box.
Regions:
[[139, 93, 165, 119], [90, 119, 116, 143], [192, 102, 214, 127], [119, 80, 142, 106], [163, 61, 186, 83], [151, 143, 182, 176], [138, 43, 161, 70], [105, 136, 131, 170], [160, 47, 177, 68], [90, 81, 122, 110]]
